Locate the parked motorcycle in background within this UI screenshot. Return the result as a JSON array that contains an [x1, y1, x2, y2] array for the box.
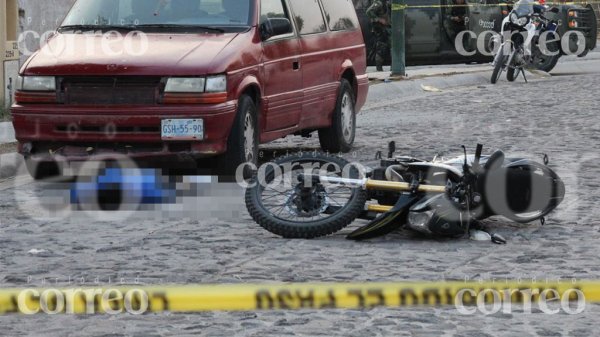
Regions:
[[491, 0, 561, 83]]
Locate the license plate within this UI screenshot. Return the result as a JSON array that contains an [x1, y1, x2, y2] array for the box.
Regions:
[[161, 119, 204, 140]]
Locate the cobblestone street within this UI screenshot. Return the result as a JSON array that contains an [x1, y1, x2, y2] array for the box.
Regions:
[[1, 60, 600, 336]]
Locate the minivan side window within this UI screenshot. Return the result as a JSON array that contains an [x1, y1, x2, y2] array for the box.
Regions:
[[260, 0, 290, 22], [320, 0, 360, 31], [289, 0, 327, 35]]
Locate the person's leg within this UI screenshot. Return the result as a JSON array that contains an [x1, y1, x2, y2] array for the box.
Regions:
[[373, 26, 389, 71], [375, 38, 390, 71]]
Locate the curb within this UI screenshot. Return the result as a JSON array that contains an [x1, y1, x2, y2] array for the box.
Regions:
[[364, 68, 549, 108], [0, 122, 15, 144]]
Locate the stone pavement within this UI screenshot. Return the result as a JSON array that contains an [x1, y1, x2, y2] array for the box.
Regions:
[[0, 62, 600, 336]]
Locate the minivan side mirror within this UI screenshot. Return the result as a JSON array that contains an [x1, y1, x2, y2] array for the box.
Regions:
[[260, 18, 292, 41]]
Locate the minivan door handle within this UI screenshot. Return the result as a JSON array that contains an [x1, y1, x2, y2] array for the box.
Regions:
[[293, 60, 300, 70]]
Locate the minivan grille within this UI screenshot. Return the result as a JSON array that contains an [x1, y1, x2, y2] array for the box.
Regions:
[[60, 77, 162, 105]]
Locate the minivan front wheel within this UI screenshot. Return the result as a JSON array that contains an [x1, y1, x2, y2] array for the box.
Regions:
[[318, 79, 356, 153], [25, 158, 61, 181], [216, 94, 258, 177]]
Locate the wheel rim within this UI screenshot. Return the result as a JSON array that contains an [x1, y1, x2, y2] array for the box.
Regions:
[[244, 112, 255, 163], [258, 162, 358, 223], [340, 92, 354, 143]]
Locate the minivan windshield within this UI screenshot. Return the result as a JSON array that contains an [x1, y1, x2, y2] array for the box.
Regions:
[[60, 0, 253, 32]]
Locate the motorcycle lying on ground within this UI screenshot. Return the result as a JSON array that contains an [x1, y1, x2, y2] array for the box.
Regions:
[[491, 0, 561, 84], [245, 144, 565, 243]]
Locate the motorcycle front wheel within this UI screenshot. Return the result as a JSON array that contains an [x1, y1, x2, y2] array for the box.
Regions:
[[491, 46, 506, 84], [245, 152, 367, 238], [506, 46, 523, 82]]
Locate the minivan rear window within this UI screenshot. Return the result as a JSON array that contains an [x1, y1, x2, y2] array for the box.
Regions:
[[289, 0, 327, 35], [320, 0, 360, 31], [61, 0, 252, 31]]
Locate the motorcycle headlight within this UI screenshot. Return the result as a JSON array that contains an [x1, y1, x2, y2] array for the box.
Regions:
[[509, 12, 529, 27], [517, 16, 529, 26], [407, 211, 434, 234]]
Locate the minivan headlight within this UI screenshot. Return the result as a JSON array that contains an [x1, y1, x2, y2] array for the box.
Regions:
[[165, 78, 206, 93], [205, 75, 227, 93], [17, 76, 56, 91]]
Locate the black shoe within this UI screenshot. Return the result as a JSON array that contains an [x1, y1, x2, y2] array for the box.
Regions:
[[376, 65, 384, 72]]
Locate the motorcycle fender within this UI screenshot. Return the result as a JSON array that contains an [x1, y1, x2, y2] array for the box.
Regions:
[[346, 194, 420, 241]]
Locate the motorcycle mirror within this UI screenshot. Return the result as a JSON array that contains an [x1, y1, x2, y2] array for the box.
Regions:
[[549, 7, 559, 13], [474, 144, 483, 168], [388, 141, 396, 159]]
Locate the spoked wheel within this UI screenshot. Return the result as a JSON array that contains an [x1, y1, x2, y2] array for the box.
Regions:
[[245, 152, 367, 238], [506, 47, 522, 82], [491, 46, 506, 84]]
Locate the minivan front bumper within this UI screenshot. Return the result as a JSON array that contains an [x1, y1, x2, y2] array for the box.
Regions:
[[11, 101, 238, 162]]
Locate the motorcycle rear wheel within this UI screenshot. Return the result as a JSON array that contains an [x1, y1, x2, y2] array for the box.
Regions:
[[245, 152, 367, 239]]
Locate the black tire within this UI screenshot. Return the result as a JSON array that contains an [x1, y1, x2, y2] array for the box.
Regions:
[[491, 46, 505, 84], [245, 152, 367, 239], [25, 158, 61, 181], [532, 39, 561, 73], [318, 79, 356, 153], [216, 94, 259, 177], [506, 48, 519, 82]]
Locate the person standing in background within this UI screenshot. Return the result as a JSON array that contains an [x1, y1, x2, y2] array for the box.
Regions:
[[366, 0, 391, 71]]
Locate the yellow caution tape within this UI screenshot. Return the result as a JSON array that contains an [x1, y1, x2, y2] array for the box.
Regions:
[[390, 1, 599, 10], [1, 280, 600, 314]]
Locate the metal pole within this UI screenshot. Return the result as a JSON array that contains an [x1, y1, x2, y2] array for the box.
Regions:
[[391, 0, 406, 77]]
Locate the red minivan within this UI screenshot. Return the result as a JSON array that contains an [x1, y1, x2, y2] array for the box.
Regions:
[[11, 0, 368, 178]]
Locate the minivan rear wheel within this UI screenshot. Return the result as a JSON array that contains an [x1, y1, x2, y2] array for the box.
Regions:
[[216, 94, 258, 177], [318, 79, 356, 153]]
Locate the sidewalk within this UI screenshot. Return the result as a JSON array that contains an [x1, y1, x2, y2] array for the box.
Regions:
[[367, 64, 492, 82], [367, 49, 600, 82]]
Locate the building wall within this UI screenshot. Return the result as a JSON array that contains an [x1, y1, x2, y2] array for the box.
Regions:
[[594, 4, 600, 38], [17, 0, 76, 63]]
